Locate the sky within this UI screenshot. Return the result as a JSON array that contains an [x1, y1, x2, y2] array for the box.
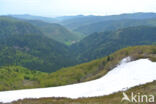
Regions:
[[0, 0, 156, 17]]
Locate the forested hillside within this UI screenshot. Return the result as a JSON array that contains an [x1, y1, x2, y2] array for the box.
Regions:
[[0, 16, 76, 72], [26, 20, 84, 44], [60, 12, 156, 30], [75, 18, 156, 35], [72, 26, 156, 62]]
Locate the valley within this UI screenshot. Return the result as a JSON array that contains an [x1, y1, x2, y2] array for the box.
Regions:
[[0, 12, 155, 104], [0, 15, 156, 73]]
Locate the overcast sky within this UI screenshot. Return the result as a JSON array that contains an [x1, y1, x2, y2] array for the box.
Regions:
[[0, 0, 156, 17]]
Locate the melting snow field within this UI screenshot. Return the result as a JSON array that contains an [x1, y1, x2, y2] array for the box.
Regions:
[[0, 58, 156, 103]]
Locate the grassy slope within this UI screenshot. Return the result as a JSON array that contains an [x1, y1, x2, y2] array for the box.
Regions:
[[11, 81, 156, 104], [0, 66, 46, 91], [0, 45, 155, 91]]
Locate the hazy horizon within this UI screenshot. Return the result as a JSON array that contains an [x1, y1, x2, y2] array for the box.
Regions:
[[0, 0, 156, 17], [1, 12, 156, 18]]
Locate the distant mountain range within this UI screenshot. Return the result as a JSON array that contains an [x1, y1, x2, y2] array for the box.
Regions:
[[10, 14, 59, 23], [59, 12, 156, 30], [75, 18, 156, 35], [10, 13, 156, 35]]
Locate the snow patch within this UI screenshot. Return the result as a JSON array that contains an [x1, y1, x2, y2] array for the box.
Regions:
[[0, 58, 156, 103], [119, 56, 131, 64]]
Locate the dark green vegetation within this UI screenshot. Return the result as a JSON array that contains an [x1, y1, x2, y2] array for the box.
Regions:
[[26, 20, 84, 44], [72, 26, 156, 62], [0, 16, 76, 72], [0, 46, 155, 91], [9, 80, 156, 104]]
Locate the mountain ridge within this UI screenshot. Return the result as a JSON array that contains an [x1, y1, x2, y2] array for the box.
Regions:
[[74, 18, 156, 35]]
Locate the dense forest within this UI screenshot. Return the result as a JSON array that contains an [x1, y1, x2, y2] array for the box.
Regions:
[[25, 20, 84, 44], [72, 26, 156, 62], [0, 17, 76, 72]]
